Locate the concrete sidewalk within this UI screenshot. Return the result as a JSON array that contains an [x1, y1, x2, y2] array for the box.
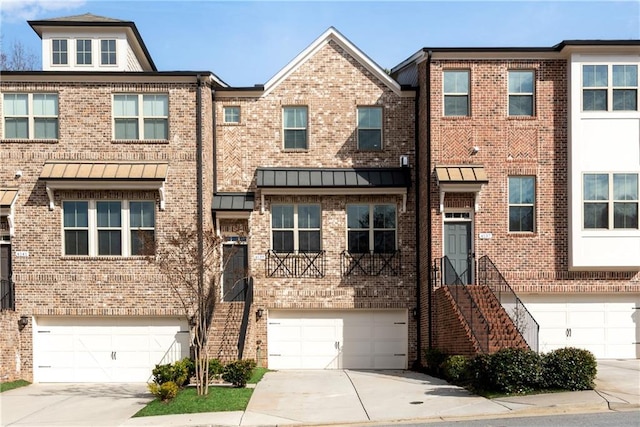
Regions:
[[121, 360, 640, 426]]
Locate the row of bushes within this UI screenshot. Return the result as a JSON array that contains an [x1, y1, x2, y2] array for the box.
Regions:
[[425, 347, 597, 395], [149, 358, 257, 401]]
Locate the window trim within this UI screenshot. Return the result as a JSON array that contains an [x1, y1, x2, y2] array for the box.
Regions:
[[52, 39, 68, 65], [100, 39, 117, 66], [443, 69, 470, 117], [270, 203, 321, 253], [508, 70, 535, 117], [582, 63, 638, 112], [2, 93, 59, 140], [62, 199, 156, 257], [282, 106, 308, 150], [223, 106, 241, 124], [346, 203, 397, 253], [76, 39, 92, 66], [508, 176, 536, 233], [357, 106, 383, 150], [583, 172, 639, 230], [112, 93, 169, 141]]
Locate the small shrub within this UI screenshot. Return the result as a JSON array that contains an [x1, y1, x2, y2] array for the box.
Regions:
[[151, 363, 175, 385], [468, 353, 492, 391], [441, 355, 470, 385], [209, 358, 224, 378], [424, 348, 448, 378], [222, 359, 257, 388], [151, 359, 189, 387], [148, 381, 179, 401], [487, 348, 542, 394], [542, 347, 597, 391]]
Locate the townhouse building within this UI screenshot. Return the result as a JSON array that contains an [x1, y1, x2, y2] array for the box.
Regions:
[[393, 41, 640, 360]]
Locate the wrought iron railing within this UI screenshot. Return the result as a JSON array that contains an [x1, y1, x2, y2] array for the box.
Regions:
[[439, 256, 489, 353], [341, 250, 401, 276], [266, 250, 325, 278], [237, 277, 253, 359], [477, 255, 539, 353], [1, 279, 14, 310]]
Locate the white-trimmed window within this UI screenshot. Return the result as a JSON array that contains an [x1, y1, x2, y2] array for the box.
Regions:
[[443, 70, 470, 116], [101, 39, 117, 65], [584, 173, 638, 229], [52, 39, 67, 65], [223, 106, 240, 123], [271, 204, 320, 253], [347, 204, 396, 253], [357, 106, 382, 150], [63, 200, 155, 256], [508, 70, 534, 116], [113, 94, 168, 140], [283, 106, 308, 149], [76, 39, 92, 65], [583, 64, 638, 111], [3, 93, 58, 140], [508, 176, 535, 232]]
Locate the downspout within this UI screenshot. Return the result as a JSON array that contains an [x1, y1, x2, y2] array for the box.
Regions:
[[413, 83, 422, 369], [426, 51, 433, 350], [211, 85, 217, 228], [196, 74, 204, 308]]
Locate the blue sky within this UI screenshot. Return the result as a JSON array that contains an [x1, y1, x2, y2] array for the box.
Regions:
[[1, 0, 638, 86]]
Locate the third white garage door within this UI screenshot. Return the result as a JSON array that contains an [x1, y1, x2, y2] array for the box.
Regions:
[[522, 294, 640, 359], [267, 310, 408, 369]]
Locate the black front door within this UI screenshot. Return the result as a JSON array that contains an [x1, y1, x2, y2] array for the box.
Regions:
[[222, 245, 248, 302], [1, 244, 12, 309]]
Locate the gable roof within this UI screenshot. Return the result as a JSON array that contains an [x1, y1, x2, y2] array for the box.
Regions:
[[263, 27, 402, 97], [28, 13, 157, 71]]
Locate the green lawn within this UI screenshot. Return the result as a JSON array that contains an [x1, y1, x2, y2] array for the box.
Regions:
[[134, 367, 269, 418], [0, 380, 30, 393]]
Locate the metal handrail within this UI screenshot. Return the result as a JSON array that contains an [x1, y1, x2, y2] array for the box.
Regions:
[[266, 250, 325, 278], [477, 255, 539, 353], [439, 256, 490, 353], [1, 279, 14, 310], [341, 250, 401, 276], [237, 278, 253, 359]]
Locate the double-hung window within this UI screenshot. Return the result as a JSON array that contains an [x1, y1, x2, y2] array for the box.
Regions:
[[3, 93, 59, 140], [52, 39, 67, 65], [508, 71, 535, 116], [347, 204, 396, 253], [443, 70, 470, 116], [584, 173, 638, 229], [508, 176, 535, 232], [113, 94, 169, 140], [271, 204, 320, 253], [76, 39, 92, 65], [357, 107, 382, 150], [63, 200, 155, 256], [283, 106, 307, 149], [101, 39, 117, 65], [583, 64, 638, 111]]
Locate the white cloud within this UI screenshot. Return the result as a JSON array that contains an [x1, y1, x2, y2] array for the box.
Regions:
[[1, 0, 87, 23]]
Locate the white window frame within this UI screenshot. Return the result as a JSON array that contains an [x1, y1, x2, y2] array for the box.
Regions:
[[270, 203, 321, 253], [223, 106, 240, 124], [346, 204, 397, 253], [443, 70, 470, 116], [357, 106, 383, 150], [76, 39, 92, 66], [2, 93, 59, 140], [62, 199, 156, 257], [112, 93, 169, 140], [508, 176, 536, 233], [101, 39, 117, 65], [582, 63, 638, 112], [583, 172, 639, 230], [508, 70, 535, 116], [282, 106, 308, 150], [52, 39, 68, 65]]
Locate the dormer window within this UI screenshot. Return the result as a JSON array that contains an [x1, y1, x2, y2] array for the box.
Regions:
[[76, 39, 92, 65], [52, 39, 68, 65], [101, 39, 116, 65]]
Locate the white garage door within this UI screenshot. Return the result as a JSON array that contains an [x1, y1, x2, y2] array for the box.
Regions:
[[267, 310, 408, 370], [522, 294, 640, 359], [34, 317, 190, 383]]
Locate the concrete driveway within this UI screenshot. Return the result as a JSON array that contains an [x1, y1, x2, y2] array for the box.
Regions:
[[1, 383, 151, 426]]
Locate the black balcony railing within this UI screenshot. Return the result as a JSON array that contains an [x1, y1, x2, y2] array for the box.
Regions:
[[477, 255, 539, 353], [341, 250, 401, 276], [1, 279, 15, 310], [266, 250, 325, 278]]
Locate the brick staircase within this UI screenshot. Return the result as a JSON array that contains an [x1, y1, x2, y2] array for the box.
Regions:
[[207, 302, 245, 362]]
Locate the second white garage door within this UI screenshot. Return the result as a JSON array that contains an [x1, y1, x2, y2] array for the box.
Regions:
[[34, 317, 190, 383], [267, 310, 408, 370]]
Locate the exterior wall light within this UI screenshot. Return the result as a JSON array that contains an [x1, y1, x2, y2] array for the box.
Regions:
[[256, 308, 264, 320], [18, 315, 29, 330]]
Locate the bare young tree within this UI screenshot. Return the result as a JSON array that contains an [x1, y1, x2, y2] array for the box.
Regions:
[[0, 38, 38, 71], [145, 225, 223, 396]]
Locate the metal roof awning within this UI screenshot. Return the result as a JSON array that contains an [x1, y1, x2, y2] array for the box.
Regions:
[[212, 192, 255, 211], [435, 165, 488, 213], [256, 167, 410, 213], [39, 161, 168, 210], [0, 189, 18, 237]]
